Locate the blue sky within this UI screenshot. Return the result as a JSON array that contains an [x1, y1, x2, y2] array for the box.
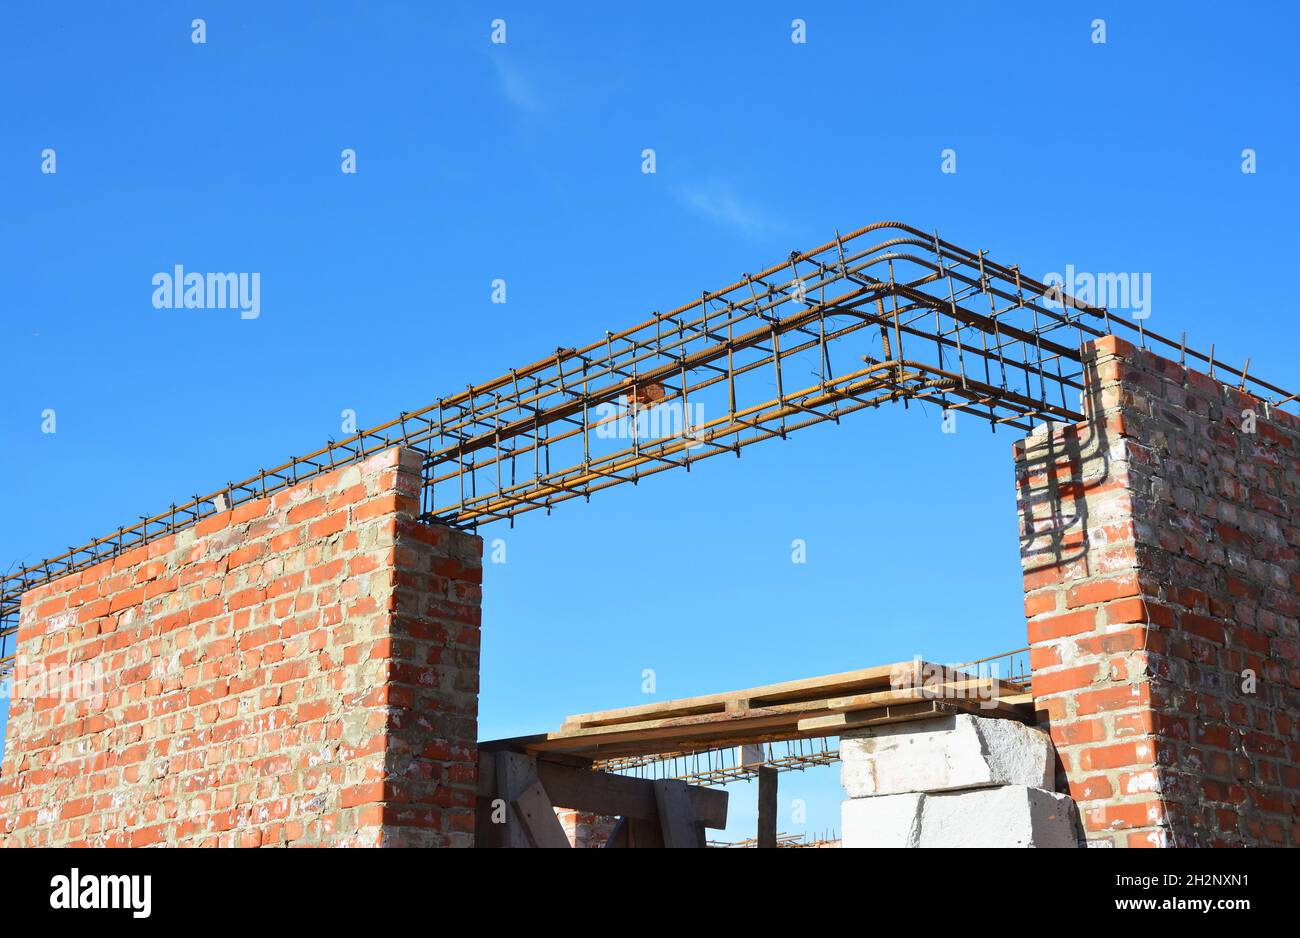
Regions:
[[2, 2, 1297, 840]]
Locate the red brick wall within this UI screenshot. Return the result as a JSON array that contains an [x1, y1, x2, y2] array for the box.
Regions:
[[0, 446, 482, 847], [1017, 335, 1300, 847], [554, 807, 618, 848]]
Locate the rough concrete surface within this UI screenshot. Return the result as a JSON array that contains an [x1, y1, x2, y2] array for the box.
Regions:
[[841, 714, 1054, 797]]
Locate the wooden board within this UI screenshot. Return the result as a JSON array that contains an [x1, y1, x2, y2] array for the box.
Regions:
[[652, 779, 698, 848], [488, 689, 1029, 761], [559, 661, 1027, 730], [512, 779, 571, 849], [480, 661, 1033, 764], [493, 751, 536, 849], [603, 817, 629, 848], [756, 767, 777, 849], [560, 662, 909, 729]]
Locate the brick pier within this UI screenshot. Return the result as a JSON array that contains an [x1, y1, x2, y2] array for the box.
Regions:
[[0, 447, 482, 847], [1017, 335, 1300, 847]]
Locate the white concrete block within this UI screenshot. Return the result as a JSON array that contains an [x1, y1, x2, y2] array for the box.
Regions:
[[840, 715, 1054, 797], [917, 786, 1078, 848], [840, 793, 923, 848]]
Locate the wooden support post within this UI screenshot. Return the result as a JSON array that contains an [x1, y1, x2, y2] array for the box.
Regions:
[[493, 751, 571, 848], [513, 780, 572, 849], [603, 817, 629, 848], [628, 817, 666, 848], [494, 752, 533, 848], [475, 751, 730, 847], [653, 779, 699, 848], [757, 766, 778, 849]]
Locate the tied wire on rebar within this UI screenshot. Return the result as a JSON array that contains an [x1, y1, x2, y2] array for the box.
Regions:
[[3, 220, 1297, 673]]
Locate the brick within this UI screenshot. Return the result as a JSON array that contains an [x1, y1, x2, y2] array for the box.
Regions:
[[108, 587, 146, 613], [353, 494, 402, 522], [1083, 800, 1164, 832], [130, 824, 168, 847], [195, 512, 231, 536], [0, 447, 483, 850], [1068, 774, 1114, 802], [308, 512, 348, 540], [1066, 574, 1140, 608], [232, 500, 269, 525], [1031, 664, 1098, 698], [1104, 597, 1174, 628], [286, 498, 327, 524], [1028, 609, 1099, 644], [228, 587, 267, 611], [1077, 739, 1154, 772], [1074, 683, 1150, 716], [1181, 612, 1226, 645], [1029, 644, 1061, 670], [1049, 718, 1105, 747], [228, 543, 266, 568]]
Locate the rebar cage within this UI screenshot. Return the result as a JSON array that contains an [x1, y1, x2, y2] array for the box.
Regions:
[[3, 220, 1296, 671], [595, 737, 841, 788]]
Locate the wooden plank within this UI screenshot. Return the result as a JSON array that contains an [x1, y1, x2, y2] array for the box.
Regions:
[[491, 703, 1030, 763], [474, 794, 506, 848], [477, 749, 496, 795], [797, 700, 950, 733], [542, 678, 1027, 747], [561, 662, 911, 729], [478, 733, 550, 753], [798, 696, 1032, 733], [536, 709, 804, 751], [531, 685, 1029, 757], [822, 681, 1012, 711], [562, 662, 917, 729], [603, 817, 629, 848], [539, 757, 728, 829], [479, 666, 1033, 766], [731, 682, 1019, 717], [756, 766, 778, 849], [512, 779, 571, 849], [494, 751, 537, 849], [627, 817, 664, 848], [653, 779, 698, 848]]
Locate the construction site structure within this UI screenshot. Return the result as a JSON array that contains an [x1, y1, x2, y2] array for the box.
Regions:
[[5, 221, 1294, 671], [2, 222, 1298, 849]]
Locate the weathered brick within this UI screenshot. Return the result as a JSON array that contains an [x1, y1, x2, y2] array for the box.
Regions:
[[1031, 664, 1099, 697], [1027, 609, 1098, 643], [1067, 574, 1140, 608], [1018, 338, 1300, 848], [0, 447, 483, 850]]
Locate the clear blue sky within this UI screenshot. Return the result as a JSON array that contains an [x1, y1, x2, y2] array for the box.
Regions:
[[2, 2, 1297, 840]]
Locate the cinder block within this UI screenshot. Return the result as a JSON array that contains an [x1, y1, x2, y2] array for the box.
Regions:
[[840, 793, 924, 848], [840, 715, 1054, 797], [918, 786, 1079, 848]]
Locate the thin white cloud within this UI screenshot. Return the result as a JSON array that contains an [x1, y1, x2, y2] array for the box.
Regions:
[[491, 57, 544, 117], [675, 182, 781, 238]]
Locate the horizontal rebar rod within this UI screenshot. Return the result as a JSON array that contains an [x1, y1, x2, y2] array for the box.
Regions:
[[2, 221, 1294, 669]]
